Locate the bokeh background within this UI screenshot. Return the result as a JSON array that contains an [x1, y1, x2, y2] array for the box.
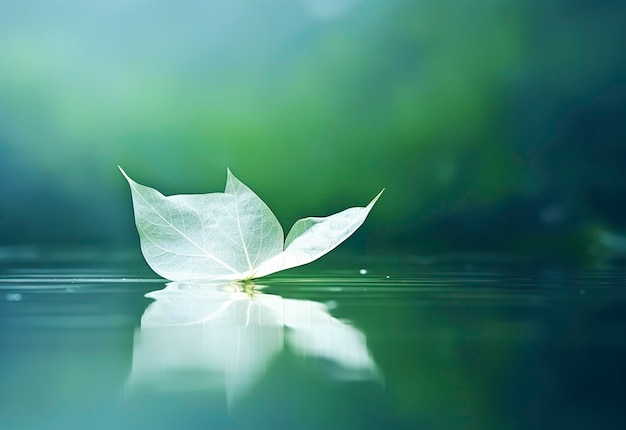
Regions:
[[2, 0, 626, 260]]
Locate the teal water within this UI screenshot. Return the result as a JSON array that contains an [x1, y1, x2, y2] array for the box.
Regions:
[[1, 251, 625, 430]]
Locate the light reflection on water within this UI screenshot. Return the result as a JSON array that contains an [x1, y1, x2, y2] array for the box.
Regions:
[[128, 281, 379, 406], [1, 255, 626, 429]]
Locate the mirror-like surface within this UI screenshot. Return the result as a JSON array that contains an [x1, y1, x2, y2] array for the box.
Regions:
[[129, 282, 379, 406], [1, 251, 626, 430]]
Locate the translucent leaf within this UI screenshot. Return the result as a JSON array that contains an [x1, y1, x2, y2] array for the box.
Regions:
[[254, 190, 383, 278], [120, 167, 283, 281], [120, 167, 381, 280]]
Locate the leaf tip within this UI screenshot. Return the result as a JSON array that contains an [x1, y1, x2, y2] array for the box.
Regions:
[[225, 168, 246, 192], [118, 165, 135, 184], [369, 188, 384, 207]]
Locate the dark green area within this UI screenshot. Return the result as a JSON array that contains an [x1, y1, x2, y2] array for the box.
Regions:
[[2, 256, 626, 430], [1, 1, 625, 261]]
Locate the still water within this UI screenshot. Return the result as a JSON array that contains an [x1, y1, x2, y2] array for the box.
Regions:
[[1, 250, 625, 430]]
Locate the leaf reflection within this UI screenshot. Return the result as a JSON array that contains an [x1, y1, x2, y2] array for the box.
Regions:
[[128, 281, 379, 405]]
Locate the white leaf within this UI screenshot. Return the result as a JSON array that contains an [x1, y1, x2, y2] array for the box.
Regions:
[[120, 167, 381, 281], [254, 190, 383, 278]]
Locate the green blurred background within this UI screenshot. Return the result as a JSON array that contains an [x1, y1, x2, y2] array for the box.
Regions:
[[1, 0, 625, 260]]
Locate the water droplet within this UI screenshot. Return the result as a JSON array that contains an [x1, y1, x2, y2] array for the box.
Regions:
[[359, 269, 368, 275], [5, 293, 22, 302]]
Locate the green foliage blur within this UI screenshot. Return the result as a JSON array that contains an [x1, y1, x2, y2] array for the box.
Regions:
[[1, 0, 625, 260]]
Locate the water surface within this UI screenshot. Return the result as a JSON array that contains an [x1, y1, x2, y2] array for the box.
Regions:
[[1, 251, 625, 430]]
